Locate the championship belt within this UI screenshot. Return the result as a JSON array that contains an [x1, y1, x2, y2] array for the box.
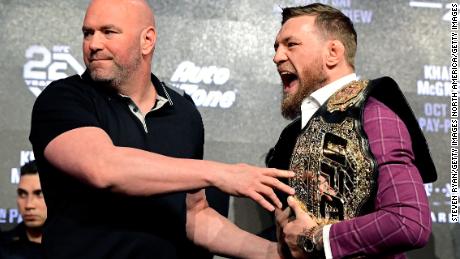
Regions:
[[289, 80, 378, 225]]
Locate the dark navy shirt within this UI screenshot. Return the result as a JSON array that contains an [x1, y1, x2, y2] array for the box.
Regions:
[[30, 71, 225, 259], [0, 223, 44, 259]]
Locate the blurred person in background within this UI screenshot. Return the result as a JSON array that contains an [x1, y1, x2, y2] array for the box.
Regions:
[[0, 160, 46, 259]]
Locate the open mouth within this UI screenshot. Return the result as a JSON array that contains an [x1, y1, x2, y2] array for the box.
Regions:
[[279, 71, 298, 92]]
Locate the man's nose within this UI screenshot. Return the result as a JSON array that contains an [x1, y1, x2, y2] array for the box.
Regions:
[[25, 196, 37, 210], [273, 47, 287, 65], [88, 32, 104, 51]]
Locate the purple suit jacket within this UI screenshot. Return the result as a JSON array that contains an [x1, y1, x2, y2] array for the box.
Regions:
[[329, 97, 431, 258]]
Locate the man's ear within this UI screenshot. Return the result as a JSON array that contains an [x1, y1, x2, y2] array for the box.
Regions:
[[140, 26, 156, 55], [325, 40, 345, 67]]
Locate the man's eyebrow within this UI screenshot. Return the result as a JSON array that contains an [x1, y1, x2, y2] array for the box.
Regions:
[[82, 24, 121, 31], [281, 36, 294, 43], [32, 189, 42, 195], [17, 188, 27, 194], [274, 36, 294, 49], [82, 26, 93, 32], [100, 24, 120, 30]]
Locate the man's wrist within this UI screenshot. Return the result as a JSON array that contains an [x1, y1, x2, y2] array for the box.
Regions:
[[297, 225, 325, 257], [312, 225, 324, 251]]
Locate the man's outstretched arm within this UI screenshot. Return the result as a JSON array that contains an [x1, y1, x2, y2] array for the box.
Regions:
[[186, 190, 282, 259], [44, 126, 294, 211]]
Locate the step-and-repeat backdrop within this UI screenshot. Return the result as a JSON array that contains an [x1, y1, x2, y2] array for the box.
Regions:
[[0, 0, 457, 258]]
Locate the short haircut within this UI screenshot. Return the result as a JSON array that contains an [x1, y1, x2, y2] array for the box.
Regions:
[[281, 3, 357, 69], [20, 160, 38, 176]]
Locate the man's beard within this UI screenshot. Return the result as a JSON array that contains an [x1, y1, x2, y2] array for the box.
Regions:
[[281, 61, 327, 120], [90, 62, 123, 87], [89, 48, 142, 88]]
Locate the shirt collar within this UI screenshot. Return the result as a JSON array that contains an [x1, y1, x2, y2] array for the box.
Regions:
[[118, 73, 174, 110], [310, 73, 357, 106], [81, 70, 174, 108], [151, 73, 174, 106], [300, 73, 357, 128]]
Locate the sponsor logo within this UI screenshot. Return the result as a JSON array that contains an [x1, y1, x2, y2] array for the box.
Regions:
[[23, 45, 84, 97], [169, 61, 237, 108]]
